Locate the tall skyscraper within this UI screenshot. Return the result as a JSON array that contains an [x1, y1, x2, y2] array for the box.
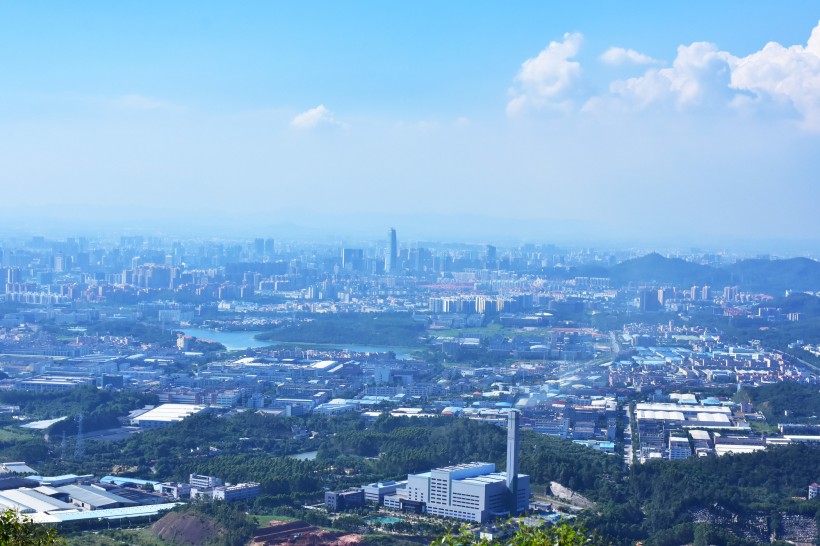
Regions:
[[485, 244, 497, 268], [342, 248, 364, 271], [385, 228, 397, 273], [253, 238, 265, 257]]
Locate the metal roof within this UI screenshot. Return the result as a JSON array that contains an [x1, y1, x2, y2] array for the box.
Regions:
[[132, 403, 207, 423], [0, 489, 76, 512], [29, 502, 182, 523], [56, 485, 136, 508]]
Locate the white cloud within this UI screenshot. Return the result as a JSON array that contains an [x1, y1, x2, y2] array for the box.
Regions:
[[730, 21, 820, 129], [507, 32, 584, 116], [600, 47, 661, 66], [607, 42, 736, 111], [522, 21, 820, 129], [290, 104, 340, 129], [594, 20, 820, 128]]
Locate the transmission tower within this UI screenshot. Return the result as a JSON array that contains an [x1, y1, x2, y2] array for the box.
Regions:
[[74, 414, 85, 458]]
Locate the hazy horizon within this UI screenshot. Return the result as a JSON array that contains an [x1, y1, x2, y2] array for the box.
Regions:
[[2, 2, 820, 248], [2, 213, 820, 258]]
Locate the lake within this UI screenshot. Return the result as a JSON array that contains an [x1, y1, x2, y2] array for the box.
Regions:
[[180, 328, 272, 350], [287, 450, 318, 461], [180, 328, 415, 357]]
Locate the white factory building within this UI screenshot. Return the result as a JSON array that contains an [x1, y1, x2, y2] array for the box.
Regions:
[[382, 411, 530, 523], [129, 404, 208, 429]]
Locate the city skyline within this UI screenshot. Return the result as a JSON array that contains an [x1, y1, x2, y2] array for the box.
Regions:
[[1, 5, 819, 541]]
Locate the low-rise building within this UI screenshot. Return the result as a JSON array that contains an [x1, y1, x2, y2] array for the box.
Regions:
[[130, 404, 208, 429], [56, 484, 137, 510], [324, 488, 365, 511], [15, 375, 95, 392], [361, 481, 404, 505], [211, 483, 261, 502], [158, 482, 191, 499], [668, 436, 692, 460], [189, 474, 223, 489]]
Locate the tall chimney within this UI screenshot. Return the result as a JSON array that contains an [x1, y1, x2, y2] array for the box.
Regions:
[[506, 410, 519, 513]]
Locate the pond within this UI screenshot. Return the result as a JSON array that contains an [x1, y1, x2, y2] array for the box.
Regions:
[[366, 516, 404, 525], [287, 450, 318, 461], [180, 328, 415, 357]]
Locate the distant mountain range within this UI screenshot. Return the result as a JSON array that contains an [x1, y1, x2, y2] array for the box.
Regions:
[[590, 253, 820, 293]]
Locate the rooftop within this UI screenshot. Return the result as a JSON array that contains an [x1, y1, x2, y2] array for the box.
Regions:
[[131, 403, 207, 423]]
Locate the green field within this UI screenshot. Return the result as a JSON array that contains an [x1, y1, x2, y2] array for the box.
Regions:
[[0, 426, 38, 442], [253, 514, 301, 526], [432, 322, 558, 338], [63, 528, 170, 546]]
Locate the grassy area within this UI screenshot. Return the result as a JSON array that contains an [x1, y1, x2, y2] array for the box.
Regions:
[[0, 426, 38, 442], [264, 341, 416, 352], [432, 322, 548, 338], [359, 533, 430, 546], [253, 514, 301, 526], [63, 528, 169, 546], [749, 420, 778, 434], [256, 313, 425, 347]]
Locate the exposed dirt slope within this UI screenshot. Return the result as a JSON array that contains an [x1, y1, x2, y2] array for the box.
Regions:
[[151, 512, 225, 545]]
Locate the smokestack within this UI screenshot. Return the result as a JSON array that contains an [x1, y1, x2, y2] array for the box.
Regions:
[[506, 410, 519, 513]]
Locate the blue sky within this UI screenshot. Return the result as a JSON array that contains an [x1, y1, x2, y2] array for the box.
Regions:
[[2, 2, 820, 246]]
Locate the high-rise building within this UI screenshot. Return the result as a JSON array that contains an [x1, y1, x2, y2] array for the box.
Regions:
[[53, 253, 68, 273], [342, 248, 364, 271], [639, 289, 661, 312], [385, 228, 397, 273], [253, 238, 265, 257], [485, 244, 497, 268]]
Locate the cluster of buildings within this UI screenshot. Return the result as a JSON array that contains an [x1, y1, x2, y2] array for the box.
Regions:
[[608, 328, 813, 390], [0, 471, 177, 525], [0, 464, 259, 526], [160, 473, 260, 503], [631, 396, 820, 462], [326, 412, 530, 524], [0, 232, 817, 513], [2, 232, 811, 330]]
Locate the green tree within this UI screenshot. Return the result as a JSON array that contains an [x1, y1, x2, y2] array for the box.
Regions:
[[0, 509, 63, 545], [433, 523, 608, 546]]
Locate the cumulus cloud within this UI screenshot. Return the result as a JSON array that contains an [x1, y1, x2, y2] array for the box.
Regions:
[[507, 32, 584, 116], [597, 20, 820, 128], [607, 42, 736, 110], [730, 21, 820, 129], [519, 21, 820, 129], [600, 47, 661, 66], [290, 104, 340, 129]]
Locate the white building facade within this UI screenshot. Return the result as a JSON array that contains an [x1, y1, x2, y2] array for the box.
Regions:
[[404, 462, 529, 523]]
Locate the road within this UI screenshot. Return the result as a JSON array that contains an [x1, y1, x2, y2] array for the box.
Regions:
[[776, 349, 820, 374], [609, 331, 622, 355]]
